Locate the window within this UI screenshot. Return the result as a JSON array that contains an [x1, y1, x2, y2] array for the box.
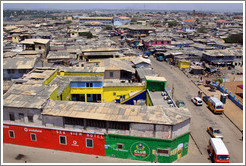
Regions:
[[108, 121, 130, 130], [7, 69, 15, 74], [72, 33, 74, 35], [39, 46, 41, 50], [157, 148, 170, 156], [117, 143, 123, 149], [28, 115, 33, 122], [9, 130, 15, 138], [110, 72, 114, 77], [59, 136, 67, 145], [161, 41, 164, 44], [18, 113, 24, 122], [113, 92, 116, 96], [64, 117, 84, 126], [9, 113, 15, 121], [30, 133, 37, 141], [86, 119, 106, 128], [19, 69, 26, 74], [86, 83, 93, 87], [86, 139, 93, 148]]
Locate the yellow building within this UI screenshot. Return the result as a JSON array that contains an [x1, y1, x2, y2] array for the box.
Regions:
[[20, 39, 50, 58], [12, 34, 20, 43], [65, 16, 73, 20], [178, 60, 190, 69], [41, 67, 145, 104]]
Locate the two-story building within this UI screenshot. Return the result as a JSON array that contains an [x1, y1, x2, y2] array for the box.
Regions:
[[143, 36, 171, 48], [3, 67, 191, 163], [113, 17, 131, 26], [127, 26, 156, 38], [20, 39, 50, 58]]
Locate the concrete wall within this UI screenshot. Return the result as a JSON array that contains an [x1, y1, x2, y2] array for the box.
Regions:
[[42, 115, 64, 128], [37, 113, 189, 140], [35, 42, 50, 58], [155, 125, 172, 139], [172, 119, 190, 139], [104, 70, 120, 79], [130, 123, 154, 137], [3, 107, 42, 126], [3, 69, 31, 80]]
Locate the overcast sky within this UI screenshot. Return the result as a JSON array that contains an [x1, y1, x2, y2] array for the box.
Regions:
[[3, 2, 243, 12]]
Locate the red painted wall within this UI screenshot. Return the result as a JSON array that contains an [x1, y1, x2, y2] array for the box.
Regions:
[[3, 124, 105, 156], [144, 40, 171, 47]]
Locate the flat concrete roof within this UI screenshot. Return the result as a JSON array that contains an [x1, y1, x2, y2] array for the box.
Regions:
[[145, 76, 167, 82], [148, 91, 170, 107]]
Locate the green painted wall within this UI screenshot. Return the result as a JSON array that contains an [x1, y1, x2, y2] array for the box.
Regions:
[[104, 132, 190, 163], [43, 71, 58, 85], [50, 89, 58, 100], [61, 84, 71, 101], [146, 80, 166, 91]]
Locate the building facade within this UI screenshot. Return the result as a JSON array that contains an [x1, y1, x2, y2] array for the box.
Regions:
[[3, 67, 191, 163]]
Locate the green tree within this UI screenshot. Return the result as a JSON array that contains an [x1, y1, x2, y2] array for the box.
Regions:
[[130, 19, 137, 23], [65, 20, 72, 24], [197, 26, 207, 33], [223, 33, 243, 44], [79, 31, 93, 39], [104, 25, 113, 30], [168, 21, 178, 27]]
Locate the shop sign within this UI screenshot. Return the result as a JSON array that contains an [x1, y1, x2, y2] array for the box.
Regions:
[[72, 140, 79, 146], [24, 128, 42, 133], [3, 125, 9, 128], [86, 133, 103, 139], [130, 142, 150, 159], [170, 143, 184, 160]]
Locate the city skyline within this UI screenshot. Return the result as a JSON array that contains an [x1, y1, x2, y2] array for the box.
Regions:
[[3, 2, 244, 13]]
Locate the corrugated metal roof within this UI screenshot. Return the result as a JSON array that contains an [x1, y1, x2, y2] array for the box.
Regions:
[[3, 57, 37, 69], [42, 100, 191, 125], [20, 39, 50, 45]]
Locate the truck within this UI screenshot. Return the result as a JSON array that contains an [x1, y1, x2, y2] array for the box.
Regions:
[[208, 138, 230, 163], [207, 97, 224, 114]]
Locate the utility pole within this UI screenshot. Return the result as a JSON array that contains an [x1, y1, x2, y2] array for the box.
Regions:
[[172, 83, 174, 99]]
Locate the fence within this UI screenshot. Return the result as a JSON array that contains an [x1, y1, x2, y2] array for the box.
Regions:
[[212, 81, 243, 110]]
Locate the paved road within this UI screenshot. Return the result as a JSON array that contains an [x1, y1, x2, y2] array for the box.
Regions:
[[150, 56, 243, 163]]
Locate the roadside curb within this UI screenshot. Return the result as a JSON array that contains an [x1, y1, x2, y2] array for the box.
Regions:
[[191, 80, 242, 132]]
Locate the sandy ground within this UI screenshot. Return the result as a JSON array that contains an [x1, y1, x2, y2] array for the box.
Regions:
[[224, 81, 243, 104], [3, 143, 147, 163]]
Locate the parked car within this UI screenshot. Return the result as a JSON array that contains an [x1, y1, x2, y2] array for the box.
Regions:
[[176, 100, 185, 108], [157, 56, 164, 61], [191, 97, 203, 106], [142, 55, 149, 59], [203, 96, 210, 104], [207, 127, 223, 139]]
